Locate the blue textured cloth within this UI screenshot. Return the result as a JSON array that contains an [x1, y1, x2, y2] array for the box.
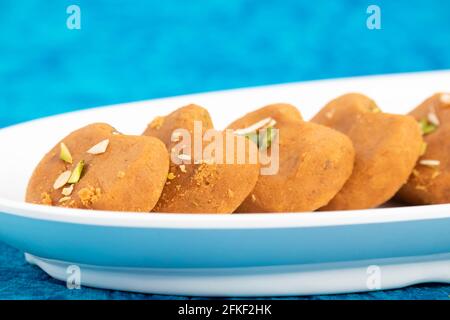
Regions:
[[0, 0, 449, 299]]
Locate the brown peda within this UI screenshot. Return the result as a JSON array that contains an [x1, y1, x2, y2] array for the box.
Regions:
[[312, 93, 423, 210], [143, 105, 260, 213], [26, 123, 169, 212], [396, 93, 450, 204], [228, 104, 355, 212]]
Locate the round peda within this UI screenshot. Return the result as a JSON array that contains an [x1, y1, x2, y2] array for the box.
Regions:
[[312, 93, 423, 210], [228, 104, 355, 213], [143, 105, 260, 213], [226, 103, 303, 129], [26, 123, 169, 212], [143, 104, 214, 145], [396, 93, 450, 204]]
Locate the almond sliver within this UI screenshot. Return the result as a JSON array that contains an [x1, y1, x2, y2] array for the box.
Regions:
[[62, 184, 74, 196], [87, 139, 110, 155], [234, 117, 275, 136], [419, 159, 440, 167], [440, 93, 450, 105], [53, 171, 72, 190]]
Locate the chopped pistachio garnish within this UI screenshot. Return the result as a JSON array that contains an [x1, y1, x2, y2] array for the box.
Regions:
[[60, 143, 73, 164], [258, 126, 277, 150], [419, 159, 440, 167], [420, 142, 428, 156], [167, 172, 176, 180], [62, 184, 74, 196], [418, 118, 438, 135], [53, 170, 72, 190], [68, 160, 85, 184], [234, 117, 275, 136], [244, 131, 259, 146], [87, 139, 109, 155]]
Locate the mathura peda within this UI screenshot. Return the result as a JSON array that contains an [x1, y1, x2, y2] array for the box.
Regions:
[[143, 105, 259, 213], [397, 93, 450, 205], [312, 93, 422, 210], [227, 104, 355, 212], [26, 123, 169, 212]]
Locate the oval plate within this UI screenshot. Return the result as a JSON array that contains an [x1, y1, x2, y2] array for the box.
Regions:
[[0, 71, 449, 296]]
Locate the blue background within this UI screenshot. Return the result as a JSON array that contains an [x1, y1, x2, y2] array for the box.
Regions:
[[0, 0, 449, 299]]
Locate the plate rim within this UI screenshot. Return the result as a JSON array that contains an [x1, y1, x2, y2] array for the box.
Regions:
[[1, 70, 450, 230], [1, 198, 449, 229]]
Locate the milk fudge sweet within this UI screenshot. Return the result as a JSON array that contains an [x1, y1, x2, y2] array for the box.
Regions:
[[26, 123, 169, 212], [312, 93, 423, 210], [228, 104, 355, 212], [143, 105, 260, 213], [397, 93, 450, 204]]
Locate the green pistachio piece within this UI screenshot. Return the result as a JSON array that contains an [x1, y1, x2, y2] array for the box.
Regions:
[[68, 160, 85, 184], [244, 132, 259, 146], [258, 126, 277, 150], [60, 143, 73, 164], [419, 119, 437, 135]]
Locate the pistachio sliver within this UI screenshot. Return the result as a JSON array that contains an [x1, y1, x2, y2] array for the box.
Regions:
[[244, 132, 259, 146], [60, 143, 73, 164], [87, 139, 110, 155], [68, 160, 85, 184], [418, 118, 437, 135], [258, 126, 277, 150], [53, 170, 72, 190], [234, 117, 275, 136]]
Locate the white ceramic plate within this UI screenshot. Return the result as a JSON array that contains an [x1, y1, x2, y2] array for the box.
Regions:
[[0, 71, 449, 297]]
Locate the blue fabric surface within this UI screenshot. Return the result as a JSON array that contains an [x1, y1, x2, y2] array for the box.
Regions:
[[0, 0, 449, 299]]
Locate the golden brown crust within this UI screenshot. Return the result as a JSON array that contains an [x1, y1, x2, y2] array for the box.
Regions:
[[396, 93, 450, 204], [237, 122, 354, 212], [143, 104, 214, 147], [26, 123, 169, 212], [313, 94, 423, 210], [228, 104, 355, 213], [143, 105, 260, 213], [227, 103, 302, 130], [311, 93, 380, 131], [153, 132, 260, 213]]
